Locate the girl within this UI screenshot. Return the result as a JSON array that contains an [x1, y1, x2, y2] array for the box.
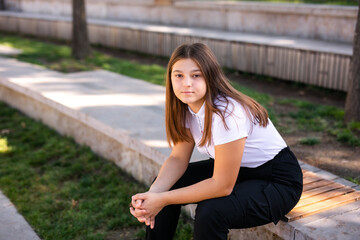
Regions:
[[130, 43, 303, 240]]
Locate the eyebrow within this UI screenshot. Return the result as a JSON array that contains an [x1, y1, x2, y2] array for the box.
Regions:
[[172, 69, 201, 73]]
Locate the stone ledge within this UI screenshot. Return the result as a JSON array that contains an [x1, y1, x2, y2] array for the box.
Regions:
[[0, 76, 164, 186], [0, 11, 352, 56], [175, 1, 358, 17], [4, 0, 356, 43]]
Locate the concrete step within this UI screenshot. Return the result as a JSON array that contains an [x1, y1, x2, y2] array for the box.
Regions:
[[0, 11, 352, 55]]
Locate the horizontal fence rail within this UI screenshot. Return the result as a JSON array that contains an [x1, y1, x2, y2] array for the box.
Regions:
[[0, 12, 352, 92]]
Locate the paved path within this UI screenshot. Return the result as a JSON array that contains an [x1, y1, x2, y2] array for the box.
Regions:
[[0, 46, 359, 240], [0, 191, 40, 240]]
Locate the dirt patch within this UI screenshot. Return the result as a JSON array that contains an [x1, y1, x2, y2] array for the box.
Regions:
[[284, 132, 360, 178], [227, 71, 346, 109]]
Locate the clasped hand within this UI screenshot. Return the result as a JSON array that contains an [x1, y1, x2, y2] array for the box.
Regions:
[[129, 191, 165, 229]]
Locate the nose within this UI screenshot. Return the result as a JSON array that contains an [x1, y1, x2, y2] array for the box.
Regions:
[[183, 75, 191, 87]]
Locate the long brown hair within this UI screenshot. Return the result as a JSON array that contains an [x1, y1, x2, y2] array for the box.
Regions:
[[165, 43, 268, 147]]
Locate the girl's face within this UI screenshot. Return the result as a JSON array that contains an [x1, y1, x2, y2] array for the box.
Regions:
[[171, 58, 207, 113]]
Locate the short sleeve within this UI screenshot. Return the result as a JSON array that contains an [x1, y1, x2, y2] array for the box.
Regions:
[[212, 101, 250, 146]]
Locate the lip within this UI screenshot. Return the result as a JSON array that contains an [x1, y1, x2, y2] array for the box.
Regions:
[[182, 91, 194, 94]]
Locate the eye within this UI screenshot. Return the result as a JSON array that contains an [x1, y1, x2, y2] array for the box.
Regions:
[[193, 74, 202, 78], [174, 74, 183, 78]]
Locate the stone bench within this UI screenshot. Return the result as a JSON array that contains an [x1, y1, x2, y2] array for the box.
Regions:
[[0, 10, 352, 93]]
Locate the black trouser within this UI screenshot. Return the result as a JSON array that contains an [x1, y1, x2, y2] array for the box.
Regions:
[[146, 147, 303, 240]]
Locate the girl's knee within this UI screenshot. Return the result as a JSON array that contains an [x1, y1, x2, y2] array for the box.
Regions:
[[194, 200, 229, 240], [195, 199, 226, 225]]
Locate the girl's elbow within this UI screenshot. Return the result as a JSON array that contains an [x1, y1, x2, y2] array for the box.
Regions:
[[217, 183, 234, 196], [213, 179, 234, 197], [223, 186, 234, 196]]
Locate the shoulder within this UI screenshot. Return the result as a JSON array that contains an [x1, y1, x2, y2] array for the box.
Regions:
[[214, 95, 247, 120], [211, 96, 250, 145]]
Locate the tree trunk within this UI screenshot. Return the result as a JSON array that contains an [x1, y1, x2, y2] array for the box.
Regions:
[[0, 0, 5, 10], [344, 2, 360, 123], [71, 0, 91, 60]]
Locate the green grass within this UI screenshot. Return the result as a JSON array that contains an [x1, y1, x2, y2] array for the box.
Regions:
[[0, 101, 193, 240], [277, 98, 360, 146], [230, 81, 279, 125], [346, 177, 360, 185], [299, 137, 321, 145], [0, 34, 167, 85]]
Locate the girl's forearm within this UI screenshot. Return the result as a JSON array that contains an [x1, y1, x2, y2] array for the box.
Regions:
[[149, 156, 189, 193], [160, 177, 231, 205]]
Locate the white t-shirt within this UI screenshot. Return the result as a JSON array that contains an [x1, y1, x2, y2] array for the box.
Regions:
[[186, 96, 287, 168]]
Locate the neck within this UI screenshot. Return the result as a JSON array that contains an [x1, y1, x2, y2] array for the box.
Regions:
[[188, 100, 205, 114]]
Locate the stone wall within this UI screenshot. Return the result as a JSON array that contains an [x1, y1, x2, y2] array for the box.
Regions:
[[4, 0, 358, 43]]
